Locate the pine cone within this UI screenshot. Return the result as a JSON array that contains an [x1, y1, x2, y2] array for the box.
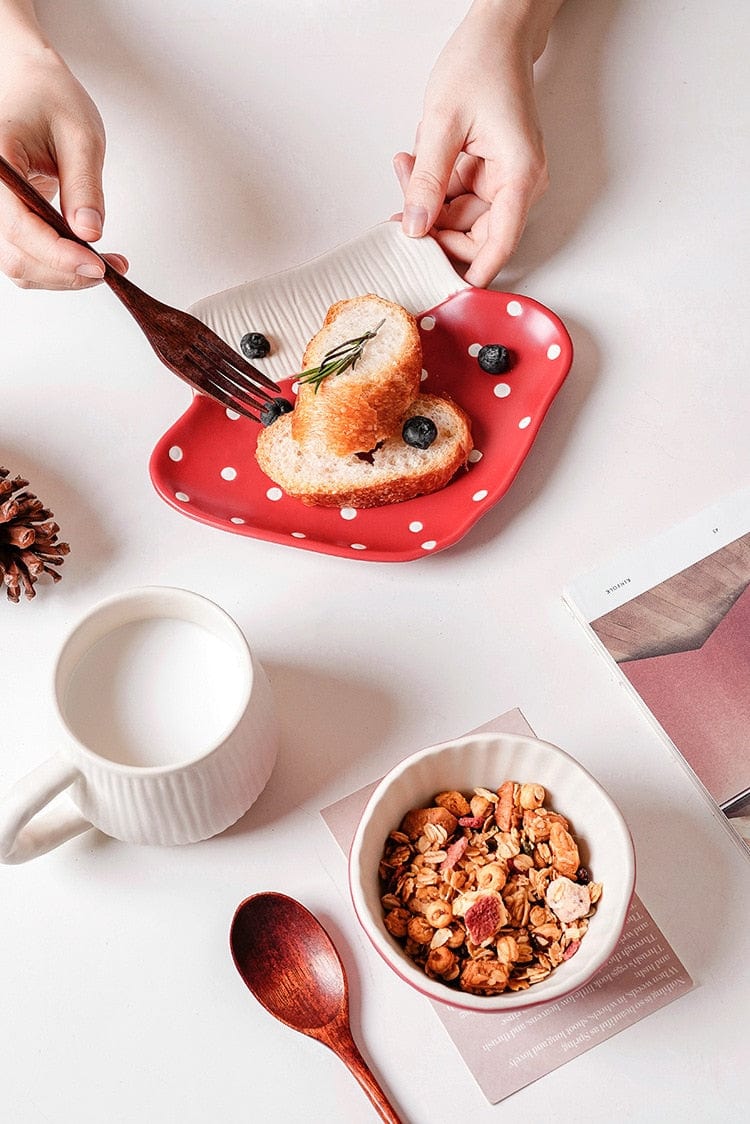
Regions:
[[0, 467, 70, 603]]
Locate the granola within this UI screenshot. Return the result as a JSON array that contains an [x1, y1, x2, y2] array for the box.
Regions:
[[378, 780, 603, 996]]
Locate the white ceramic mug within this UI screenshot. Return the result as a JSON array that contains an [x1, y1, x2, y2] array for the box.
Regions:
[[0, 587, 278, 863]]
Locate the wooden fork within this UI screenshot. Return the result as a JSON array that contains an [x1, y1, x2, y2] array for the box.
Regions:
[[0, 155, 288, 423]]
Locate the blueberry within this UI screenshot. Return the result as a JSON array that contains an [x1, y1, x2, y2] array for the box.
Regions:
[[259, 397, 293, 426], [402, 415, 437, 449], [477, 344, 512, 374], [240, 331, 271, 360]]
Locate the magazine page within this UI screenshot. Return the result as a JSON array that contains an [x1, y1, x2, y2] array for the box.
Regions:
[[563, 486, 750, 855]]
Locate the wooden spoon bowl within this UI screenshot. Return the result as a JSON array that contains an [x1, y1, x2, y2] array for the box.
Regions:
[[230, 892, 402, 1123]]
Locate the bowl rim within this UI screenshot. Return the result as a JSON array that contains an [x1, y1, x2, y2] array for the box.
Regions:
[[348, 730, 636, 1012]]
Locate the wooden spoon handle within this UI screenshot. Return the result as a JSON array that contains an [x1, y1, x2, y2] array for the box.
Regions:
[[323, 1025, 403, 1124]]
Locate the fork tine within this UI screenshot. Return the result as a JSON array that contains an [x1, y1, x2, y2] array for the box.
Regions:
[[197, 379, 263, 422], [200, 371, 269, 419], [192, 342, 278, 404], [200, 331, 280, 393], [179, 356, 267, 422]]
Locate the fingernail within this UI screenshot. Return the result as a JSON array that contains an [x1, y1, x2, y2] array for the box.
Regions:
[[76, 262, 105, 278], [74, 207, 103, 238], [403, 204, 429, 238]]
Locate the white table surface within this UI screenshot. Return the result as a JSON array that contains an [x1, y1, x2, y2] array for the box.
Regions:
[[2, 2, 748, 1121]]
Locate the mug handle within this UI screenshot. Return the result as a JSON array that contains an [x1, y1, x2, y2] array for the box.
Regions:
[[0, 756, 93, 864]]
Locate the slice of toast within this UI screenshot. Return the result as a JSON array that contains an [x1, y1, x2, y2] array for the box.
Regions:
[[256, 393, 472, 508], [291, 294, 422, 457]]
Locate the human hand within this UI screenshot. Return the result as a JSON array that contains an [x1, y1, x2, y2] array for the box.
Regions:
[[0, 45, 127, 289], [395, 0, 562, 287]]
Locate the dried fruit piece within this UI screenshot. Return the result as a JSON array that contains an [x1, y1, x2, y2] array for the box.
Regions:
[[545, 876, 591, 924], [435, 790, 471, 818], [494, 780, 515, 831], [400, 805, 458, 840], [464, 892, 508, 944], [458, 814, 485, 828], [549, 821, 580, 878], [440, 836, 468, 873]]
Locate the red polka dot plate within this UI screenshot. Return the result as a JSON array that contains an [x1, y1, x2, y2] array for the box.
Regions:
[[150, 223, 573, 562]]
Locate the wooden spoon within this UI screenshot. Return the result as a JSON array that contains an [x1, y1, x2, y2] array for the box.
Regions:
[[229, 892, 402, 1123]]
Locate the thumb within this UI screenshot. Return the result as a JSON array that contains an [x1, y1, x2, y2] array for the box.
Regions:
[[56, 128, 106, 242], [401, 119, 461, 238]]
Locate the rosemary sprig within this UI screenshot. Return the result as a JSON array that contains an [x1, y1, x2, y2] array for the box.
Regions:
[[297, 318, 386, 392]]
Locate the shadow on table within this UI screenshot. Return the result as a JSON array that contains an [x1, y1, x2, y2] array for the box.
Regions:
[[502, 0, 625, 288], [37, 0, 625, 293], [314, 905, 406, 1118], [443, 310, 600, 562], [224, 659, 400, 836], [35, 0, 296, 288], [608, 777, 740, 979]]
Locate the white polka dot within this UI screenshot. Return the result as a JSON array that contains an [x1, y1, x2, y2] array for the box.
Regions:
[[291, 531, 306, 539], [518, 416, 532, 429], [468, 448, 483, 463], [225, 408, 241, 421], [506, 300, 523, 317], [420, 316, 436, 331], [467, 343, 482, 357], [421, 540, 437, 551], [230, 517, 245, 524], [547, 343, 562, 360], [220, 466, 237, 481], [291, 381, 300, 395], [266, 487, 283, 501], [340, 507, 357, 521], [493, 383, 511, 399], [408, 521, 424, 533], [350, 543, 367, 551], [472, 489, 489, 502], [168, 445, 183, 461], [420, 368, 429, 381], [175, 491, 190, 503]]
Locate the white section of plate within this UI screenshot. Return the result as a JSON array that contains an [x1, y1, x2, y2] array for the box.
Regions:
[[189, 221, 470, 379]]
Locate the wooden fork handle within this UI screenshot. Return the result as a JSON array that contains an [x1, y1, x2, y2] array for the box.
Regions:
[[0, 153, 162, 310], [0, 154, 100, 251]]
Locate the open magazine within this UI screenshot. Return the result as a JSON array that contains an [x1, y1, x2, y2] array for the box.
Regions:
[[564, 486, 750, 856]]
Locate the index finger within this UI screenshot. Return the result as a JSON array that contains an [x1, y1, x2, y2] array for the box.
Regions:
[[464, 183, 533, 288], [0, 197, 105, 280]]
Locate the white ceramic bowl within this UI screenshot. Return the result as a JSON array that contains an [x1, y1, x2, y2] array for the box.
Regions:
[[349, 731, 635, 1012]]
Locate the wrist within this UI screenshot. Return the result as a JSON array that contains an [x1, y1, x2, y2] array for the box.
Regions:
[[468, 0, 564, 62], [0, 1, 51, 55]]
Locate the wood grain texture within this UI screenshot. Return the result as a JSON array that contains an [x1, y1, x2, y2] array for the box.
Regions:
[[230, 893, 403, 1123], [590, 534, 750, 662]]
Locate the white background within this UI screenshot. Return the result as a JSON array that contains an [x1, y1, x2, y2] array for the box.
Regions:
[[1, 2, 748, 1121]]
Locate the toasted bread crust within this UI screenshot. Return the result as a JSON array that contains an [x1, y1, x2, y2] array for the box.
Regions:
[[291, 295, 422, 456], [256, 393, 473, 509]]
